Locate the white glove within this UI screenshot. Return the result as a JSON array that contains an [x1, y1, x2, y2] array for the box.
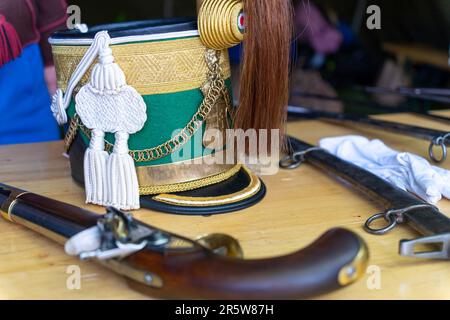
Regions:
[[319, 135, 450, 204]]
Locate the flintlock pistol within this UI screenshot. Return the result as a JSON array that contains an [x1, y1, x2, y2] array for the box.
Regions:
[[0, 184, 368, 299]]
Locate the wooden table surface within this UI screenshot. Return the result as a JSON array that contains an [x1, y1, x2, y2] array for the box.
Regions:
[[383, 43, 450, 71], [1, 111, 450, 300]]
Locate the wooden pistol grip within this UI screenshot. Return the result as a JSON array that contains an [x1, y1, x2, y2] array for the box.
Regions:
[[125, 228, 368, 299]]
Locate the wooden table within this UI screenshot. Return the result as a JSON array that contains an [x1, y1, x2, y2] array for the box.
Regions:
[[383, 43, 450, 71], [1, 111, 450, 300]]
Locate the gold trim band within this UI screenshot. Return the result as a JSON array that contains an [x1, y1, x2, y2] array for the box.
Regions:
[[136, 153, 235, 187], [52, 37, 231, 96], [152, 165, 261, 206], [139, 164, 242, 195]]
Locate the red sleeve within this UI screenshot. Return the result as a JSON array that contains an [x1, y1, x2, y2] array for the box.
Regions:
[[34, 0, 67, 66]]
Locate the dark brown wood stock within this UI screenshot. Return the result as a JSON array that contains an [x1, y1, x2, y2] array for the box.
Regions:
[[125, 228, 367, 299]]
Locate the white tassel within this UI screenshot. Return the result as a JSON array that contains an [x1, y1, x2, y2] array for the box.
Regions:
[[51, 32, 105, 125], [84, 129, 109, 205], [51, 89, 68, 125], [89, 46, 126, 94], [75, 31, 147, 210], [107, 132, 140, 210]]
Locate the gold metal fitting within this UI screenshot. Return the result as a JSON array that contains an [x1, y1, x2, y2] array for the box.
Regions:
[[196, 233, 244, 258], [338, 236, 370, 286], [0, 190, 28, 222], [198, 0, 245, 50]]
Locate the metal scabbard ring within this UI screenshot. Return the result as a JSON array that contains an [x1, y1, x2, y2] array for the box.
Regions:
[[364, 212, 400, 235], [279, 147, 324, 170], [364, 204, 437, 235], [428, 133, 450, 163]]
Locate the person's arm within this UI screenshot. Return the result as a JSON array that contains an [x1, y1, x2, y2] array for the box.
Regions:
[[34, 0, 68, 94], [35, 0, 67, 67]]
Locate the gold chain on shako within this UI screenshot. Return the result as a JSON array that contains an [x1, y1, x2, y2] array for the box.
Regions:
[[64, 49, 232, 162]]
